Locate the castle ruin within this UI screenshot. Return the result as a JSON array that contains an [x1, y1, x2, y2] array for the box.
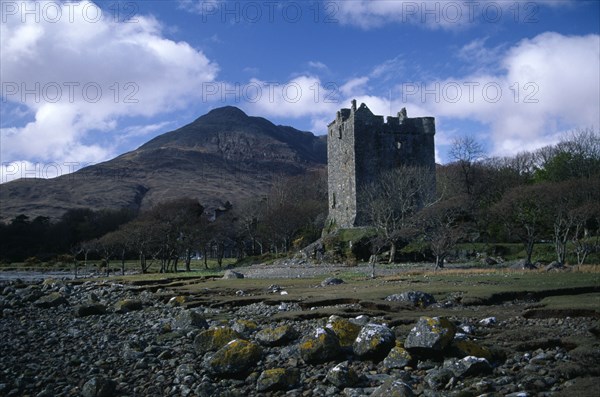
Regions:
[[327, 100, 436, 229]]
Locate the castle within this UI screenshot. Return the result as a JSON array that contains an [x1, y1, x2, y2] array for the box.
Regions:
[[327, 100, 436, 229]]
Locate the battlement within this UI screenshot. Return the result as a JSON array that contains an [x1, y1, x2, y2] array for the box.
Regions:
[[326, 100, 436, 229]]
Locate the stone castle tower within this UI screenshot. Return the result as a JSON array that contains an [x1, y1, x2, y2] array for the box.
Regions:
[[327, 100, 436, 229]]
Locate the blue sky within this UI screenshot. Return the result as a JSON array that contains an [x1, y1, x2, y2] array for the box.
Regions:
[[1, 0, 599, 182]]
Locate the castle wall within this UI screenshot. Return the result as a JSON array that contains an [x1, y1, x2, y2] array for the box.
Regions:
[[327, 102, 436, 229]]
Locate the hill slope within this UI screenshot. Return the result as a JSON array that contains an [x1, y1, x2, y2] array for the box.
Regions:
[[0, 106, 327, 222]]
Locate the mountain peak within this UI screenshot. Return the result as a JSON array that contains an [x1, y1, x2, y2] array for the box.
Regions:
[[195, 106, 249, 123]]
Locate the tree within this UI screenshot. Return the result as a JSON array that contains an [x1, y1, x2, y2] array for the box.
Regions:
[[493, 184, 550, 265], [449, 136, 486, 197], [419, 196, 469, 269], [361, 166, 436, 263]]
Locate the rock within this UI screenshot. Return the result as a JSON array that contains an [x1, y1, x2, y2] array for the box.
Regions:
[[173, 309, 209, 330], [326, 362, 358, 388], [326, 315, 362, 348], [479, 317, 497, 326], [81, 377, 117, 397], [33, 292, 68, 308], [353, 323, 396, 360], [299, 327, 342, 363], [321, 277, 344, 287], [194, 326, 240, 354], [385, 291, 436, 307], [223, 270, 244, 279], [371, 378, 414, 397], [511, 259, 537, 270], [449, 339, 493, 360], [484, 256, 498, 265], [208, 339, 262, 376], [404, 317, 456, 356], [231, 319, 258, 337], [255, 324, 298, 346], [383, 343, 413, 369], [167, 296, 188, 307], [256, 368, 299, 392], [424, 368, 454, 390], [75, 303, 107, 317], [545, 261, 565, 271], [114, 299, 143, 313], [444, 356, 493, 378]]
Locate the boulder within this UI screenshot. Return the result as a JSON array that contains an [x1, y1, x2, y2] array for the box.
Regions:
[[232, 319, 259, 337], [353, 323, 396, 360], [167, 296, 188, 307], [75, 304, 107, 317], [34, 292, 69, 308], [256, 368, 299, 392], [371, 378, 414, 397], [223, 270, 244, 279], [424, 368, 454, 390], [114, 299, 143, 313], [208, 339, 262, 376], [299, 327, 342, 363], [449, 339, 493, 360], [194, 326, 240, 354], [444, 356, 493, 378], [326, 362, 359, 388], [173, 309, 209, 331], [385, 291, 436, 307], [404, 317, 456, 356], [255, 324, 298, 346], [321, 277, 344, 287], [383, 343, 413, 369], [326, 315, 361, 348], [81, 377, 117, 397]]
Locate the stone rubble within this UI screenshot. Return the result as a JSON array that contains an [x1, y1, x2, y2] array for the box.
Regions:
[[0, 280, 598, 397]]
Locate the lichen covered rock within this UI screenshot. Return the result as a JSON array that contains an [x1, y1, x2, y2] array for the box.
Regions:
[[34, 292, 68, 308], [405, 317, 456, 356], [352, 323, 395, 360], [326, 315, 361, 348], [173, 309, 209, 331], [326, 362, 358, 388], [194, 326, 240, 354], [383, 342, 413, 369], [299, 327, 341, 363], [255, 324, 298, 346], [256, 367, 299, 391], [114, 299, 143, 313], [450, 339, 493, 360], [208, 339, 262, 376], [371, 378, 414, 397]]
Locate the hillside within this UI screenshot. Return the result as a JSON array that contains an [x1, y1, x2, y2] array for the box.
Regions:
[[0, 107, 327, 222]]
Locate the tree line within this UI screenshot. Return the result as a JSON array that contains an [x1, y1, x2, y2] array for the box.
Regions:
[[362, 128, 600, 268], [1, 128, 598, 271], [0, 171, 327, 273]]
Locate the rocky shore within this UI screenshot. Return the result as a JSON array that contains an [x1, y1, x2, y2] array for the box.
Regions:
[[0, 276, 598, 397]]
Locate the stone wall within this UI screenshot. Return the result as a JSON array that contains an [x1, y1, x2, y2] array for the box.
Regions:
[[327, 101, 436, 229]]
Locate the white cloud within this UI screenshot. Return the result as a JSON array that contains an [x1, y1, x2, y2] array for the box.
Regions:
[[398, 32, 600, 157], [1, 0, 218, 179], [340, 77, 369, 96], [334, 0, 575, 30], [308, 61, 328, 71]]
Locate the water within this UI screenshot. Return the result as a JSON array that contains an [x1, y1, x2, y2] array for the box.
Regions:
[[0, 270, 79, 282]]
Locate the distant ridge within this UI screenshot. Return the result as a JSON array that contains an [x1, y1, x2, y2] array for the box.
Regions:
[[0, 106, 327, 222]]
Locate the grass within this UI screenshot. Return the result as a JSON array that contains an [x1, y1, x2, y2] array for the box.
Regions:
[[539, 293, 600, 311]]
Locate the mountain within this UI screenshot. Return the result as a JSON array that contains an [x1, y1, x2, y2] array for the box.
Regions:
[[0, 107, 327, 222]]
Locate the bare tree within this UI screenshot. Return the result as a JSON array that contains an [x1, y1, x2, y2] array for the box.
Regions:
[[449, 136, 486, 196], [419, 196, 468, 269], [361, 166, 436, 263]]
